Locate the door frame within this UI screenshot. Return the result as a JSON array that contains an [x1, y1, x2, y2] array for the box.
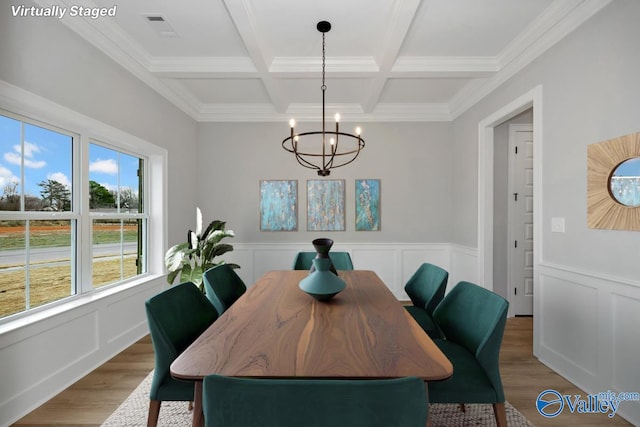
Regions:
[[477, 85, 542, 356]]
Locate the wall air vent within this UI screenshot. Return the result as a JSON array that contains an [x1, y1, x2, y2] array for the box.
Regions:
[[142, 14, 178, 38]]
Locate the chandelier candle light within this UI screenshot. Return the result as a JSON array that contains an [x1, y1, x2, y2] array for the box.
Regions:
[[282, 21, 365, 176]]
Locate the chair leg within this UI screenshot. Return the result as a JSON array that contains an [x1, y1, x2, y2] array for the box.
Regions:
[[459, 403, 466, 412], [493, 402, 507, 427], [147, 400, 161, 427], [188, 401, 194, 411]]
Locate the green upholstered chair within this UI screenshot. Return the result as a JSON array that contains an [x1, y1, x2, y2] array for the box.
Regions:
[[403, 263, 449, 339], [202, 264, 246, 315], [202, 375, 427, 427], [427, 281, 509, 427], [292, 251, 354, 271], [145, 282, 218, 427]]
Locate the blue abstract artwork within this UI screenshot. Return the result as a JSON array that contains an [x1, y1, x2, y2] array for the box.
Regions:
[[355, 179, 380, 231], [260, 180, 297, 231], [307, 180, 345, 231]]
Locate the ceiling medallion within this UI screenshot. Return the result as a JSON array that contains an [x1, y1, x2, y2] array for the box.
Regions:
[[282, 21, 365, 176]]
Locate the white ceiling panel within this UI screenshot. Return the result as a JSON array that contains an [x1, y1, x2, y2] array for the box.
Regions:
[[278, 78, 373, 104], [92, 0, 248, 57], [401, 0, 555, 56]]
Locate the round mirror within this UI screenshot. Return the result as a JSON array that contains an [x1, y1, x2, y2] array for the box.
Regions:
[[609, 157, 640, 207]]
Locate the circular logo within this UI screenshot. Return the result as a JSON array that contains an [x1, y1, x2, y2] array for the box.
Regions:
[[536, 389, 564, 418]]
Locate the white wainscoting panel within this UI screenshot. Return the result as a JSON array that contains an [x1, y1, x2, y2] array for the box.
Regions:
[[540, 273, 598, 376], [536, 264, 640, 426], [0, 312, 98, 408], [449, 244, 479, 291], [611, 292, 640, 422], [350, 247, 399, 295], [0, 275, 166, 426]]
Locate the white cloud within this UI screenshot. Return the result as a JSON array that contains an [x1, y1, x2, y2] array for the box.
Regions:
[[4, 151, 21, 166], [99, 182, 117, 192], [23, 141, 41, 158], [3, 142, 46, 169], [90, 158, 118, 175], [0, 165, 19, 189], [47, 172, 71, 187], [24, 158, 47, 168]]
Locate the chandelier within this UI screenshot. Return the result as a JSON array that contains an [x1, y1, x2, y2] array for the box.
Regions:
[[282, 21, 365, 176]]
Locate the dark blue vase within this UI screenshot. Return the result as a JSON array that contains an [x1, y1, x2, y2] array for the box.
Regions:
[[310, 237, 337, 275], [299, 258, 346, 301]]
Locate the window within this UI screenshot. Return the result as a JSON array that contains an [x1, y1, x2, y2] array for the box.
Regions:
[[0, 110, 148, 320], [89, 143, 146, 288]]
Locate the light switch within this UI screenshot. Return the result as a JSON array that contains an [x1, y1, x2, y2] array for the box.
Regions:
[[551, 217, 565, 233]]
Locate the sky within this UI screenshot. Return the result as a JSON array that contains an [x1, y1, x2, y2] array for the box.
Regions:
[[0, 114, 140, 200], [612, 156, 640, 177]]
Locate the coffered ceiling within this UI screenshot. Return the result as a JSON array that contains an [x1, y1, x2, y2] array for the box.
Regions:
[[40, 0, 610, 121]]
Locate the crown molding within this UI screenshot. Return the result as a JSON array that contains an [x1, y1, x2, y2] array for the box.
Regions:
[[195, 103, 279, 122], [370, 103, 452, 122], [194, 102, 451, 122]]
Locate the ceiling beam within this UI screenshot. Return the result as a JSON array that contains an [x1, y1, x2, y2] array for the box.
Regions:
[[362, 0, 422, 113], [223, 0, 287, 113]]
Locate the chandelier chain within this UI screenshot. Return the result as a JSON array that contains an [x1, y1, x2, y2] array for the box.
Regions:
[[321, 32, 326, 91]]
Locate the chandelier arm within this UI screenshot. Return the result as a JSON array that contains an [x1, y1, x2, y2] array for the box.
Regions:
[[283, 138, 325, 171]]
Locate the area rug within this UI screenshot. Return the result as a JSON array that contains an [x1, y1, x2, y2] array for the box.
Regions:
[[102, 371, 535, 426]]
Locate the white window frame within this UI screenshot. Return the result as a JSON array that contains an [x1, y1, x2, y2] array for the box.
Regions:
[[0, 80, 167, 326], [85, 139, 148, 292]]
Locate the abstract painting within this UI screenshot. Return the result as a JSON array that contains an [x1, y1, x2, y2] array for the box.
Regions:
[[307, 180, 345, 231], [355, 179, 380, 231], [260, 180, 297, 231]]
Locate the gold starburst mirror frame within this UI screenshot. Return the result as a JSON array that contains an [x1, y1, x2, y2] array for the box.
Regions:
[[587, 131, 640, 230]]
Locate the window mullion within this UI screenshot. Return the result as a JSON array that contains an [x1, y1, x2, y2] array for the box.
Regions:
[[78, 133, 93, 294]]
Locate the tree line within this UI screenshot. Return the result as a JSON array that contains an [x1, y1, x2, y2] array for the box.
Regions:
[[0, 179, 139, 211]]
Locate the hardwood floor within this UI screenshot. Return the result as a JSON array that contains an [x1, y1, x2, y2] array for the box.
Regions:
[[13, 317, 633, 426]]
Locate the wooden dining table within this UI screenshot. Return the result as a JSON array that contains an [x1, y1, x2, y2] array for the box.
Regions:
[[170, 270, 453, 427]]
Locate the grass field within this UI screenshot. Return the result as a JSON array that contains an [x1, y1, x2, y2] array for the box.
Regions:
[[0, 223, 140, 319], [0, 222, 138, 249]]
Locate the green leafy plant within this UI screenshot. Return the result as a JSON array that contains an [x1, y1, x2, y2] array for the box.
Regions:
[[165, 207, 239, 290]]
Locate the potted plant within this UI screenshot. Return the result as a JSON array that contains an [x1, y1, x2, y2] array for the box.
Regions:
[[165, 207, 239, 291]]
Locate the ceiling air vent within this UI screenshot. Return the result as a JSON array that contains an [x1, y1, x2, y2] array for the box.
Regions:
[[142, 14, 178, 38]]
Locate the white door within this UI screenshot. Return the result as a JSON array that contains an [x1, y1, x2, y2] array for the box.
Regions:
[[508, 124, 533, 315]]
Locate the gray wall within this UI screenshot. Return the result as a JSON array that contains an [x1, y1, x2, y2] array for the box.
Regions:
[[451, 1, 640, 281], [0, 3, 199, 246], [197, 121, 454, 244]]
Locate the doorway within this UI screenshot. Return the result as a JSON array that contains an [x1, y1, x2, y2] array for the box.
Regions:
[[507, 123, 533, 315], [477, 86, 542, 355], [492, 117, 533, 316]]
